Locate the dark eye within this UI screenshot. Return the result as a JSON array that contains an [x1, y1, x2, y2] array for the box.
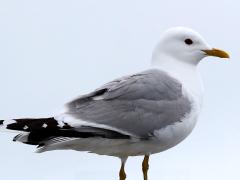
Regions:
[[184, 38, 193, 45]]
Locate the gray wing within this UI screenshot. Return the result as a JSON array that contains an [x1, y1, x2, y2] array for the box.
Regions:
[[65, 69, 192, 138]]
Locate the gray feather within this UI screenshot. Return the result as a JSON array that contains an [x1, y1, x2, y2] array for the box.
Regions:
[[66, 69, 192, 138]]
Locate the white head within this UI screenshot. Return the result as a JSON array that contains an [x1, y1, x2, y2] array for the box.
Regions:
[[152, 27, 229, 66]]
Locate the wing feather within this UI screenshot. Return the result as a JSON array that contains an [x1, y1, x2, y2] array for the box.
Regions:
[[63, 69, 192, 138]]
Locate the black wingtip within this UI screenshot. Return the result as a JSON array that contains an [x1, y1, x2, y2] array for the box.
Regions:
[[0, 120, 4, 125]]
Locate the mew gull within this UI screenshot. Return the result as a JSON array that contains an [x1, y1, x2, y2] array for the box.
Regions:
[[0, 27, 229, 180]]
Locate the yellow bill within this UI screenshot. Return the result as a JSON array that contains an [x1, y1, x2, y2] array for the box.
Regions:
[[202, 48, 230, 58]]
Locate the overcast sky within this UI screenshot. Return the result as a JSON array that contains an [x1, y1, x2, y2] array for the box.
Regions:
[[0, 0, 239, 180]]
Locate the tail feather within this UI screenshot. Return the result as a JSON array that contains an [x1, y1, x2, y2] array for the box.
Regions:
[[1, 117, 69, 146], [13, 133, 29, 143], [1, 117, 130, 152]]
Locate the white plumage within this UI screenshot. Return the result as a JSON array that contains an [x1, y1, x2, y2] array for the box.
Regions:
[[0, 27, 229, 180]]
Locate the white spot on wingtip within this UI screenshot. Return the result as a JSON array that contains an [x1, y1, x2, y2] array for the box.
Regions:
[[57, 121, 64, 128], [42, 123, 48, 128], [23, 125, 28, 130]]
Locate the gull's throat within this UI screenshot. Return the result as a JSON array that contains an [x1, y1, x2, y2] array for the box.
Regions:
[[151, 55, 204, 103]]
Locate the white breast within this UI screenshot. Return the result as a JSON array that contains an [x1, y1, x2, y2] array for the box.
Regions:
[[151, 88, 201, 153]]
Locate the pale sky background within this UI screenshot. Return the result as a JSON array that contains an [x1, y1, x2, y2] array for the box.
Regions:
[[0, 0, 239, 180]]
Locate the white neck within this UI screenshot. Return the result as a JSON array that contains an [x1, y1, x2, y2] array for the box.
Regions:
[[151, 54, 204, 103]]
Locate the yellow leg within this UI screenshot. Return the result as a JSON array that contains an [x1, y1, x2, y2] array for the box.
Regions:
[[142, 155, 150, 180], [119, 158, 127, 180]]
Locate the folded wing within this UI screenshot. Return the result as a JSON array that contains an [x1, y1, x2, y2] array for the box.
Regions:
[[63, 69, 192, 138]]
